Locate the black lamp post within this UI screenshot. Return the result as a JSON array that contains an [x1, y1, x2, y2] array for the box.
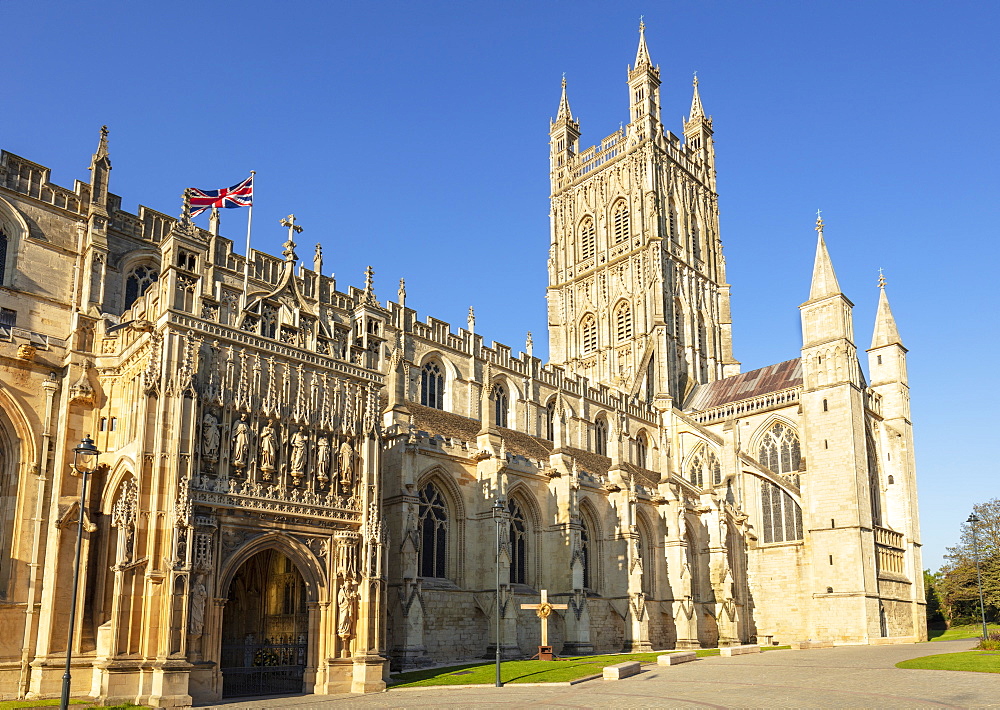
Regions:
[[60, 436, 100, 710], [491, 498, 506, 688], [967, 513, 989, 641]]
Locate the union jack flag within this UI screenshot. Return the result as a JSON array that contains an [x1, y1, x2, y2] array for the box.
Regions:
[[188, 175, 253, 217]]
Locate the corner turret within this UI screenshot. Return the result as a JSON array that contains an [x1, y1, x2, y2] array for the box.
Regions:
[[627, 21, 661, 141]]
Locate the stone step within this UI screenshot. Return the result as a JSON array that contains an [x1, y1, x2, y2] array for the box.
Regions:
[[603, 660, 641, 679], [790, 640, 834, 649], [657, 651, 697, 666]]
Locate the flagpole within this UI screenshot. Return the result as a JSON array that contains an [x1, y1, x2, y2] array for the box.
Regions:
[[242, 171, 255, 303]]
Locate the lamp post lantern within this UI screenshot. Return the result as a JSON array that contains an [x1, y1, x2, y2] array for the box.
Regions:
[[491, 498, 506, 688], [60, 436, 100, 710], [967, 513, 989, 641]]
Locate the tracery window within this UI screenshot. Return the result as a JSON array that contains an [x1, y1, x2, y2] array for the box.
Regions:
[[545, 398, 556, 441], [421, 361, 444, 409], [418, 482, 448, 578], [673, 300, 684, 346], [635, 432, 648, 469], [758, 422, 802, 475], [615, 301, 632, 341], [579, 217, 596, 260], [581, 314, 597, 353], [507, 498, 528, 585], [612, 200, 630, 244], [124, 265, 158, 310], [760, 480, 803, 543], [594, 417, 608, 456], [669, 203, 679, 242], [697, 313, 708, 380], [580, 513, 592, 590], [687, 446, 721, 488], [691, 219, 702, 261], [637, 518, 653, 596], [0, 229, 7, 284], [494, 383, 509, 428]]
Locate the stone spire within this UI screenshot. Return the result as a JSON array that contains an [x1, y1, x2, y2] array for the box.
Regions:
[[689, 73, 705, 119], [634, 18, 652, 69], [808, 212, 842, 300], [871, 274, 903, 348], [88, 125, 112, 214], [556, 75, 573, 121]]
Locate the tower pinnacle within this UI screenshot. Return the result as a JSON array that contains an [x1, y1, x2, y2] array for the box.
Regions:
[[808, 213, 842, 300], [871, 275, 903, 348], [556, 75, 573, 121], [635, 18, 652, 68], [690, 73, 705, 118]]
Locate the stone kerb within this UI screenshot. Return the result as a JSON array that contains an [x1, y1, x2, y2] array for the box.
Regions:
[[657, 651, 697, 666], [719, 644, 760, 657], [603, 661, 641, 680], [790, 640, 834, 650]]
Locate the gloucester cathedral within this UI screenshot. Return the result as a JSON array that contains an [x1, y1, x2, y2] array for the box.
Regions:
[[0, 26, 924, 707]]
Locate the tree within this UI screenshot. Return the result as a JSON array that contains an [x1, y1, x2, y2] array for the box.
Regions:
[[924, 569, 945, 626], [937, 498, 1000, 625]]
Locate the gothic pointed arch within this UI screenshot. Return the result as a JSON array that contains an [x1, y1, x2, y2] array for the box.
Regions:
[[0, 396, 30, 598], [578, 215, 596, 260], [0, 195, 30, 288], [634, 428, 651, 469], [580, 312, 597, 353], [685, 442, 721, 488], [593, 413, 609, 456], [544, 396, 556, 441], [614, 300, 633, 342], [219, 532, 327, 603], [505, 484, 541, 587], [578, 496, 603, 593], [610, 198, 630, 244], [415, 466, 467, 582], [752, 417, 802, 479], [635, 507, 657, 597], [420, 360, 445, 410]]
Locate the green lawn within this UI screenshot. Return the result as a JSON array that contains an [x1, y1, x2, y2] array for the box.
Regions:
[[390, 647, 788, 688], [928, 623, 1000, 641], [897, 651, 1000, 674], [0, 701, 145, 709]]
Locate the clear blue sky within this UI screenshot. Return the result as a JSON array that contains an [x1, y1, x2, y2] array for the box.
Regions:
[[3, 1, 997, 570]]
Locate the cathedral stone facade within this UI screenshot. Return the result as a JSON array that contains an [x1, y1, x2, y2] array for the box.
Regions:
[[0, 27, 924, 708]]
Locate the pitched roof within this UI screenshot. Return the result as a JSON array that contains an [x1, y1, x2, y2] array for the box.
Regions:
[[685, 359, 802, 412]]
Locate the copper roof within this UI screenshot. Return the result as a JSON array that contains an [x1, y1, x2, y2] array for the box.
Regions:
[[685, 359, 802, 412]]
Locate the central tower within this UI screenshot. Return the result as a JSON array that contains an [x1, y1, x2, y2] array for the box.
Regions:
[[546, 24, 739, 407]]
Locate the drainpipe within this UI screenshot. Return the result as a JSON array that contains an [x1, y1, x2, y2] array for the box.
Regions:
[[18, 372, 60, 697]]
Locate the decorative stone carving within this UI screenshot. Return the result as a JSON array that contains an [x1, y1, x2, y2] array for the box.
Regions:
[[338, 440, 354, 490], [188, 573, 208, 635], [316, 436, 331, 486], [290, 426, 308, 484], [260, 419, 278, 474], [231, 414, 251, 469], [202, 410, 220, 462]]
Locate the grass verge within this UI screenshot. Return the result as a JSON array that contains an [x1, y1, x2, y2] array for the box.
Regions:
[[927, 623, 1000, 641], [897, 650, 1000, 673], [391, 647, 788, 688]]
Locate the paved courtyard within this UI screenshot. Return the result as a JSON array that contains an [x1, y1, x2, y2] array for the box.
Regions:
[[200, 638, 999, 709]]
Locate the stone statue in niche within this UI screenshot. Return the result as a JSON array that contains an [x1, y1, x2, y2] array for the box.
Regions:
[[338, 440, 355, 490], [260, 420, 278, 474], [231, 414, 251, 468], [202, 411, 220, 462], [337, 579, 357, 656], [188, 573, 208, 636], [316, 436, 331, 486], [290, 426, 308, 483]]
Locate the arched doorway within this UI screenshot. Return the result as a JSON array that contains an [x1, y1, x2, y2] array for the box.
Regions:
[[221, 549, 309, 697]]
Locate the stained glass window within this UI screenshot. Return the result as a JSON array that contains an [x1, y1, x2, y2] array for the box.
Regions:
[[507, 498, 528, 584], [418, 483, 448, 578], [421, 361, 444, 409]]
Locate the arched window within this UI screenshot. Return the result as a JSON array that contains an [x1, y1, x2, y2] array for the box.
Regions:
[[0, 415, 18, 597], [612, 200, 630, 244], [580, 513, 592, 590], [581, 314, 597, 353], [418, 482, 448, 578], [637, 516, 654, 597], [0, 228, 7, 284], [688, 446, 721, 488], [761, 480, 803, 543], [758, 422, 801, 475], [545, 398, 556, 441], [421, 361, 444, 409], [494, 383, 509, 428], [635, 431, 648, 469], [123, 264, 159, 310], [615, 301, 632, 341], [691, 218, 702, 261], [669, 202, 679, 242], [697, 313, 708, 380], [507, 498, 528, 585], [673, 300, 684, 346], [578, 217, 596, 260], [594, 417, 608, 456]]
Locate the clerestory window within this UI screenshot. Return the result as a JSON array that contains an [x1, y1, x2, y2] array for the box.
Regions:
[[124, 265, 159, 310], [421, 361, 444, 409], [759, 422, 801, 475]]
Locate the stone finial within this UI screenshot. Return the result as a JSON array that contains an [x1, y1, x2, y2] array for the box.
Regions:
[[314, 243, 323, 274], [815, 209, 824, 235], [467, 307, 475, 333], [180, 189, 193, 226], [398, 278, 406, 307], [877, 267, 886, 289], [209, 206, 221, 237], [364, 265, 376, 303], [280, 214, 302, 261], [526, 331, 533, 357]]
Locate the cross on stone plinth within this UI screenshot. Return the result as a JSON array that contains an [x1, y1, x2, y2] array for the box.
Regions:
[[520, 589, 568, 649]]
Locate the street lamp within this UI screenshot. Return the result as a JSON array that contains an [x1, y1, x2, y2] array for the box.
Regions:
[[491, 498, 506, 688], [967, 513, 989, 641], [60, 436, 100, 710]]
